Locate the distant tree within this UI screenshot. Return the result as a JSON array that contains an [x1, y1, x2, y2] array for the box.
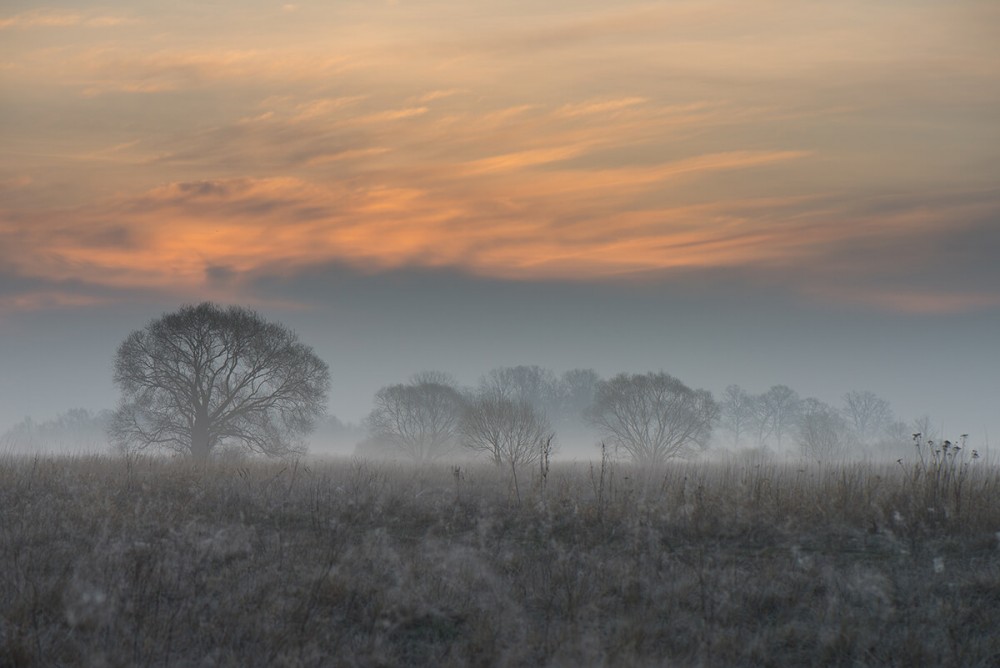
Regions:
[[911, 414, 940, 445], [549, 368, 603, 453], [460, 387, 552, 502], [719, 384, 755, 448], [841, 390, 893, 444], [588, 372, 718, 466], [460, 388, 552, 468], [366, 374, 465, 463], [755, 385, 801, 450], [0, 408, 112, 454], [556, 368, 602, 420], [311, 414, 366, 454], [410, 370, 461, 388], [797, 399, 852, 460], [481, 365, 559, 415], [879, 419, 912, 446], [110, 303, 330, 460]]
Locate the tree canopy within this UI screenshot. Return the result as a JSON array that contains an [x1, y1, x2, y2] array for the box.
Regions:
[[110, 302, 330, 460], [366, 375, 465, 463], [589, 372, 718, 465], [460, 387, 552, 469]]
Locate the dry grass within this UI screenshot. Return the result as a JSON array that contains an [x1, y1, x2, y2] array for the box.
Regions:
[[2, 451, 999, 666]]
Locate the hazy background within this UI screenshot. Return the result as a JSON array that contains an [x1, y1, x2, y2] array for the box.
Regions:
[[1, 1, 998, 455]]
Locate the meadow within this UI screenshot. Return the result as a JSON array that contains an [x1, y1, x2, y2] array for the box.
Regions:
[[2, 448, 999, 667]]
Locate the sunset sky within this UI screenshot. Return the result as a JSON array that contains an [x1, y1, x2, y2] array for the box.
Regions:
[[2, 1, 998, 448]]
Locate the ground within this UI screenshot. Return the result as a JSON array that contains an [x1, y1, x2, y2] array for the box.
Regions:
[[1, 453, 999, 666]]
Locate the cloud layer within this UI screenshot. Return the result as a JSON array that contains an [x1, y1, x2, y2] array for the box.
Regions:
[[2, 0, 998, 315]]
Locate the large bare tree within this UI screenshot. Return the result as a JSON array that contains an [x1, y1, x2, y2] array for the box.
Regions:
[[366, 374, 465, 463], [588, 372, 718, 466], [110, 303, 330, 460]]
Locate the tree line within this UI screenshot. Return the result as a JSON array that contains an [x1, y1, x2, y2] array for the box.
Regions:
[[359, 368, 921, 466], [91, 303, 937, 465], [359, 367, 721, 467], [717, 385, 911, 459]]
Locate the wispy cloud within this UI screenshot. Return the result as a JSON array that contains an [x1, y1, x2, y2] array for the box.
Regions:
[[805, 287, 1000, 316], [0, 291, 109, 312], [68, 48, 355, 95], [1, 0, 998, 316], [4, 173, 998, 315], [463, 146, 589, 174], [0, 9, 136, 29], [413, 89, 463, 104], [554, 97, 647, 118]]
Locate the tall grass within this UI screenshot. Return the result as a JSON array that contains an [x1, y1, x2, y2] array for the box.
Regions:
[[1, 452, 999, 666]]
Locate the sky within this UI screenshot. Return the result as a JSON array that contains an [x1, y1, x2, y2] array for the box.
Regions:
[[1, 1, 998, 451]]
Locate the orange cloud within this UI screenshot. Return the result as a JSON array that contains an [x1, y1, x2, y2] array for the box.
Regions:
[[463, 146, 589, 174], [554, 97, 647, 118], [0, 169, 853, 298], [2, 0, 998, 317], [804, 287, 1000, 316]]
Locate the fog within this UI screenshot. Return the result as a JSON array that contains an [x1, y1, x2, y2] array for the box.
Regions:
[[2, 0, 998, 464], [2, 270, 997, 461]]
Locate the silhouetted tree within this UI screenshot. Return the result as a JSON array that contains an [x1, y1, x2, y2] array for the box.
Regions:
[[550, 368, 603, 453], [366, 374, 465, 463], [110, 303, 329, 460], [755, 385, 801, 450], [879, 419, 912, 446], [719, 384, 755, 448], [797, 398, 851, 460], [556, 368, 601, 420], [588, 372, 718, 466], [841, 390, 893, 444], [911, 414, 940, 445], [460, 386, 552, 503], [460, 389, 551, 468], [481, 365, 560, 416]]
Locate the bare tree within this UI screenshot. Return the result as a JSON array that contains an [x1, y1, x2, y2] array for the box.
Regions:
[[719, 384, 755, 448], [110, 303, 330, 460], [588, 372, 718, 466], [481, 365, 559, 415], [557, 368, 601, 420], [911, 414, 940, 445], [755, 385, 801, 450], [366, 374, 465, 463], [460, 388, 552, 503], [460, 390, 552, 469], [841, 390, 893, 444], [411, 370, 460, 388], [797, 398, 851, 460], [551, 368, 603, 453], [880, 419, 912, 446]]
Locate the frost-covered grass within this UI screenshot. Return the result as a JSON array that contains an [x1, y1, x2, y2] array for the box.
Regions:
[[2, 453, 1000, 666]]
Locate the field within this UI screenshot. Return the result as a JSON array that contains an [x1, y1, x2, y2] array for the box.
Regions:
[[2, 450, 999, 667]]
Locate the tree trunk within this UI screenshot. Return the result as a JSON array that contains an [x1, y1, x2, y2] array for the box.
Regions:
[[191, 410, 211, 462]]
